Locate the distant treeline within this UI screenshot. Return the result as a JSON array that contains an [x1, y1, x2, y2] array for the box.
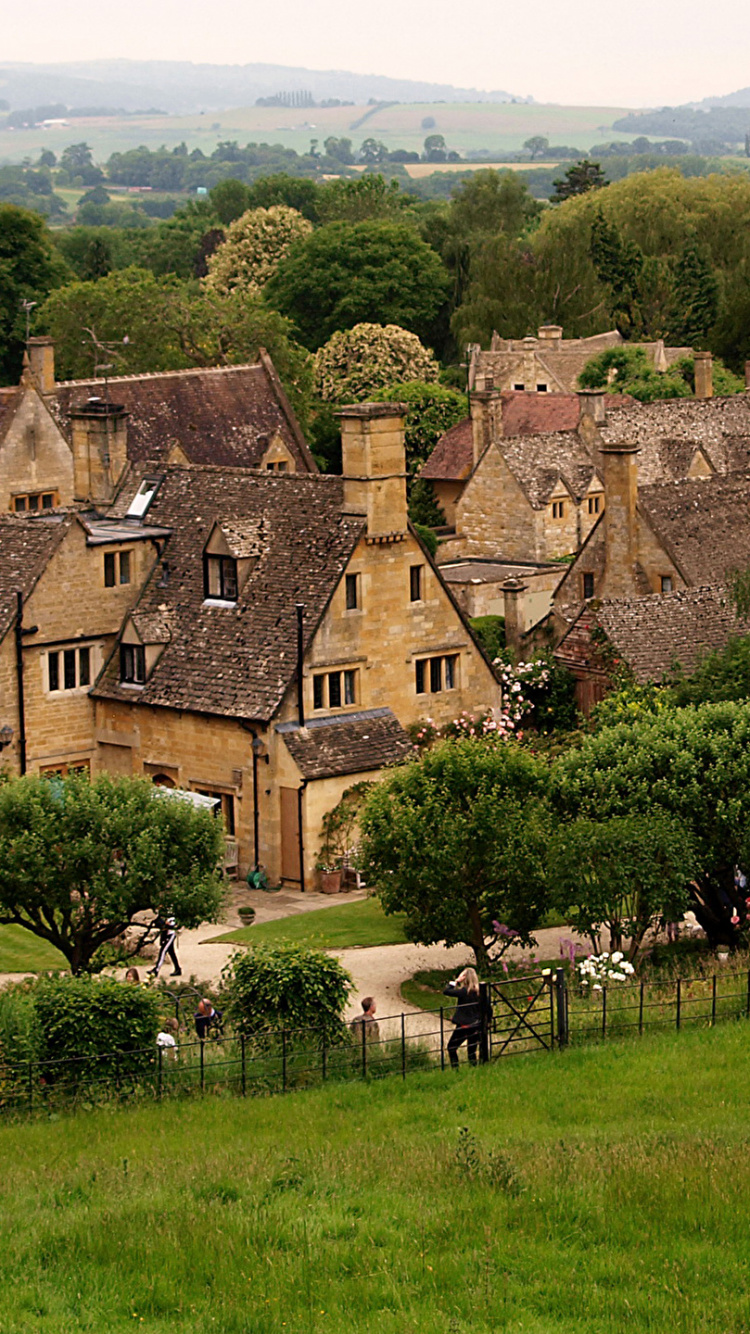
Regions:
[[613, 106, 750, 154]]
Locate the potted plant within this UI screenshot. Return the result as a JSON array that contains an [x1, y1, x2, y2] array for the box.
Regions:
[[316, 782, 373, 894], [237, 905, 256, 926], [316, 861, 342, 895]]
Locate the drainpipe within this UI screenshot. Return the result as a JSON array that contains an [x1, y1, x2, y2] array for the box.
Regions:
[[295, 602, 305, 727], [15, 591, 27, 775], [297, 779, 307, 893]]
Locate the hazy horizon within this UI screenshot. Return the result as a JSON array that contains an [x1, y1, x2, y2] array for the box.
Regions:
[[4, 0, 746, 108]]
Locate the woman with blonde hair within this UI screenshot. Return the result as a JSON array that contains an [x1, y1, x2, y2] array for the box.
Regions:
[[444, 967, 482, 1069]]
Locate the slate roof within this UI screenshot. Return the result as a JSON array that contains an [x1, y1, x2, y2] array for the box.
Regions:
[[600, 395, 750, 483], [501, 431, 599, 507], [556, 586, 750, 683], [50, 355, 316, 473], [278, 708, 413, 780], [421, 394, 585, 483], [0, 513, 71, 640], [441, 558, 560, 585], [94, 464, 364, 722], [474, 335, 691, 394], [639, 474, 750, 587]]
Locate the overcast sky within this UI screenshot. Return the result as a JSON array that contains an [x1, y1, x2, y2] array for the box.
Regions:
[[5, 0, 746, 107]]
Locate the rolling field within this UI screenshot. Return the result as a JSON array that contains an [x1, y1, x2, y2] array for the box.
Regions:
[[0, 101, 636, 167], [3, 1020, 750, 1332]]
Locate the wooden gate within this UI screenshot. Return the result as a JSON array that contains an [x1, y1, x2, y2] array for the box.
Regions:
[[482, 970, 566, 1059]]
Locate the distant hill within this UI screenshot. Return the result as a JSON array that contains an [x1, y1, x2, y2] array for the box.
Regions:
[[613, 103, 750, 150], [0, 60, 523, 116], [699, 87, 750, 108]]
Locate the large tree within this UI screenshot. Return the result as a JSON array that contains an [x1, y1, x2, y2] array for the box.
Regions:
[[552, 701, 750, 946], [264, 219, 451, 350], [359, 739, 550, 967], [0, 773, 225, 974], [204, 205, 313, 296], [0, 204, 65, 384]]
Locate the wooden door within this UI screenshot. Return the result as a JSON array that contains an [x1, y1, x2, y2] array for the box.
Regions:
[[280, 786, 301, 883]]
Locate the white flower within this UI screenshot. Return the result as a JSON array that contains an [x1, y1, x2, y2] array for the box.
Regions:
[[611, 951, 623, 963], [541, 968, 551, 977], [593, 984, 602, 992]]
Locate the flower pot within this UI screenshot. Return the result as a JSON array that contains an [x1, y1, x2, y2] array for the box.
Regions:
[[238, 907, 256, 926], [320, 870, 342, 895]]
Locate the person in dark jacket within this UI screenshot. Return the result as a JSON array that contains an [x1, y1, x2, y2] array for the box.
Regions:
[[444, 967, 482, 1068]]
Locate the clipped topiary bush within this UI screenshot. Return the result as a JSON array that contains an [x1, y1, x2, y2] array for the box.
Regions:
[[222, 943, 352, 1044]]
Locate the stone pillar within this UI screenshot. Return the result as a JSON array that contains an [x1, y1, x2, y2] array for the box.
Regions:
[[694, 351, 713, 400], [599, 443, 640, 600], [26, 336, 55, 394], [69, 400, 129, 505], [502, 576, 527, 654], [338, 403, 408, 537]]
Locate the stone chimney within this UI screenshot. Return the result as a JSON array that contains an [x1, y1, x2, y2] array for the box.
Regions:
[[69, 398, 129, 506], [537, 324, 563, 349], [26, 336, 55, 394], [502, 576, 527, 654], [599, 443, 640, 599], [338, 403, 408, 538], [469, 384, 499, 468], [578, 389, 607, 426], [694, 351, 713, 400]]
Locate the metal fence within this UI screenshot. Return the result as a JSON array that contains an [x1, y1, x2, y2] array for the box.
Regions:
[[2, 966, 749, 1118]]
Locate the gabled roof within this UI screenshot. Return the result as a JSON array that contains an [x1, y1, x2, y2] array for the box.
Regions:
[[94, 464, 364, 722], [420, 418, 473, 482], [556, 586, 750, 683], [49, 354, 317, 474], [501, 431, 598, 508], [474, 335, 691, 394], [600, 395, 750, 482], [0, 513, 71, 640], [278, 708, 413, 780], [638, 474, 750, 587]]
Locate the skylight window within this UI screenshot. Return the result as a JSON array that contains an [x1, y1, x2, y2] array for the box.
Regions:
[[126, 478, 161, 519]]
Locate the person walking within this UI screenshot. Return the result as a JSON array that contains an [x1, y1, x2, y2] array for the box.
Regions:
[[149, 915, 182, 978], [444, 968, 482, 1068], [349, 996, 380, 1044]]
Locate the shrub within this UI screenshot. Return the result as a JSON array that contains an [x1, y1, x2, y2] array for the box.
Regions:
[[32, 975, 160, 1071], [222, 944, 353, 1044]]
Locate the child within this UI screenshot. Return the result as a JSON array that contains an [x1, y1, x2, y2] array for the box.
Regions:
[[156, 1017, 179, 1060]]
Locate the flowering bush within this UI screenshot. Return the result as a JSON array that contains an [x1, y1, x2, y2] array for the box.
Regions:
[[204, 206, 313, 296], [313, 323, 439, 403], [495, 659, 551, 725], [578, 951, 636, 990], [409, 710, 515, 751]]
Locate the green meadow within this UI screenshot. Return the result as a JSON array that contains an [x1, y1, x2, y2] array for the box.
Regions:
[[3, 1021, 750, 1332]]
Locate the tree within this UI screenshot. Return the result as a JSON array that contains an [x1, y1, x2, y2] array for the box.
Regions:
[[423, 134, 447, 163], [551, 159, 608, 203], [209, 178, 252, 225], [265, 220, 451, 350], [323, 136, 354, 165], [549, 814, 695, 960], [371, 379, 468, 480], [317, 174, 408, 224], [0, 773, 225, 974], [671, 243, 719, 344], [204, 205, 313, 296], [0, 204, 65, 384], [523, 136, 550, 160], [578, 346, 691, 401], [313, 324, 439, 403], [222, 943, 352, 1043], [589, 209, 644, 337], [359, 138, 389, 165], [359, 739, 550, 968], [551, 701, 750, 946]]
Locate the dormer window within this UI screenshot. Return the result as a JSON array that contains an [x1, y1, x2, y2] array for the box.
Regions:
[[205, 554, 238, 602], [120, 643, 146, 685], [126, 478, 161, 519]]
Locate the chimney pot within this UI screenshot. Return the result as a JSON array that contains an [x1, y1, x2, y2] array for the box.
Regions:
[[502, 576, 528, 655], [578, 389, 607, 425], [26, 336, 55, 394]]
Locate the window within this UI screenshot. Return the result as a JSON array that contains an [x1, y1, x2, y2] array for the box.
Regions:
[[104, 550, 132, 587], [48, 646, 94, 693], [513, 383, 524, 391], [40, 760, 90, 777], [13, 490, 57, 512], [205, 555, 238, 602], [345, 573, 359, 610], [416, 654, 458, 694], [312, 669, 358, 710], [583, 572, 595, 599], [552, 501, 565, 520], [536, 383, 548, 393], [126, 478, 160, 519], [120, 643, 146, 685], [410, 565, 423, 602], [265, 460, 288, 473], [587, 495, 601, 516], [661, 575, 673, 593], [196, 789, 236, 836]]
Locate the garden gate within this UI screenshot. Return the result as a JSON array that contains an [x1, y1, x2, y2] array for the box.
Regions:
[[480, 969, 568, 1061]]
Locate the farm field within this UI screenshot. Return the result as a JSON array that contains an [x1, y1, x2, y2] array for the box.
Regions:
[[0, 100, 636, 166], [3, 1020, 750, 1332]]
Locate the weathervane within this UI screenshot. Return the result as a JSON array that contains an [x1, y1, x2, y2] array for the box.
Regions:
[[19, 299, 37, 345]]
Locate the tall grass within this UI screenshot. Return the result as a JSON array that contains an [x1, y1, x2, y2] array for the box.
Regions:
[[2, 1021, 750, 1332]]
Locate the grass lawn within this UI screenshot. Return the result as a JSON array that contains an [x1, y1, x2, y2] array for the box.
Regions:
[[211, 895, 408, 950], [4, 1021, 750, 1331], [0, 925, 66, 973]]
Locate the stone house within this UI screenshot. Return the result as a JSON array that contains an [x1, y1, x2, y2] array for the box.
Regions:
[[0, 338, 315, 514], [88, 404, 502, 886], [468, 326, 692, 395], [554, 586, 749, 713]]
